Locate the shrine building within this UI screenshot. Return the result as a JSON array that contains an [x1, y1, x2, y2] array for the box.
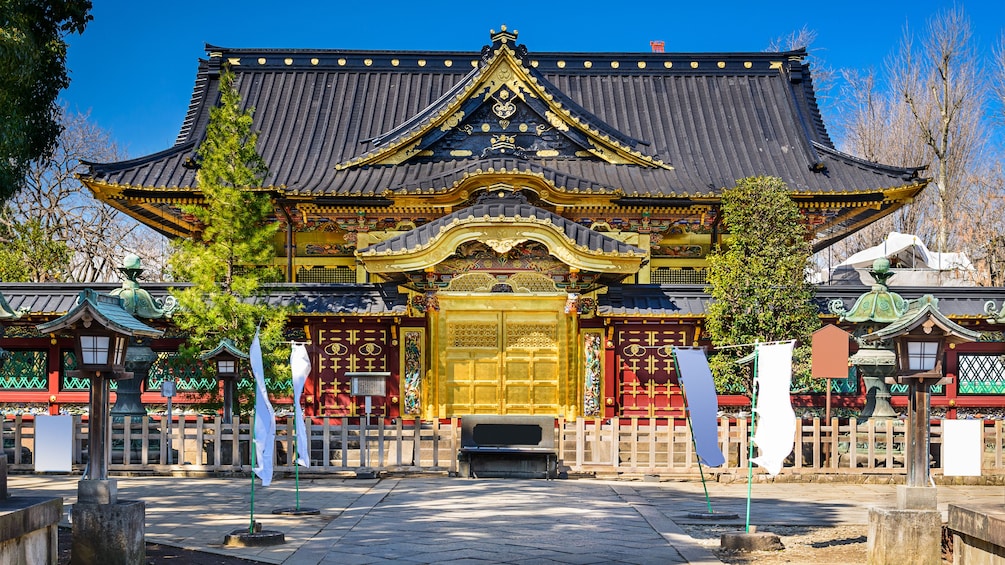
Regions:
[[58, 26, 956, 421]]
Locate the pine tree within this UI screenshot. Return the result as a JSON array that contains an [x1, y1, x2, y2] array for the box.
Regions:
[[705, 176, 821, 397], [168, 67, 289, 397]]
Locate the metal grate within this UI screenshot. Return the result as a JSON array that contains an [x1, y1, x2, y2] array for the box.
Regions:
[[0, 350, 48, 390], [296, 266, 356, 283], [958, 354, 1005, 395], [651, 267, 707, 285]]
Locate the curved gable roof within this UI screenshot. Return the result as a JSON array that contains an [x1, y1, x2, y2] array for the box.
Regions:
[[358, 190, 645, 274]]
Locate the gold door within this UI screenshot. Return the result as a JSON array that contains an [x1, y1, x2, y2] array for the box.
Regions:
[[435, 294, 572, 418]]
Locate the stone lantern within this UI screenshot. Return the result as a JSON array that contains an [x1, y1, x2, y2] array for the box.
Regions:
[[200, 339, 248, 424], [829, 258, 906, 419], [109, 254, 176, 417], [862, 293, 979, 565], [36, 289, 164, 564]]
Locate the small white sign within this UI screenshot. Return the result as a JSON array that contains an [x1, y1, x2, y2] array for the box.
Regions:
[[943, 419, 983, 477], [34, 415, 73, 472]]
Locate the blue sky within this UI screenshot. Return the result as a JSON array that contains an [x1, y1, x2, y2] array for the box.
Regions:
[[63, 0, 1003, 159]]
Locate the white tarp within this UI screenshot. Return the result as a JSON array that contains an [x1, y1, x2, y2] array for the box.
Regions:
[[832, 231, 974, 286]]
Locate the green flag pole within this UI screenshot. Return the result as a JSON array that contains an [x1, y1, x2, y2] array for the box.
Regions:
[[745, 346, 760, 534], [249, 412, 257, 534], [293, 420, 301, 510]]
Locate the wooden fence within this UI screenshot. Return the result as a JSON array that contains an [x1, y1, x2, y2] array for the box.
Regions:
[[4, 415, 1005, 478]]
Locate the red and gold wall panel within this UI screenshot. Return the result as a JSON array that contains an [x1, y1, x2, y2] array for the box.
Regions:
[[311, 321, 399, 418], [615, 324, 698, 418]]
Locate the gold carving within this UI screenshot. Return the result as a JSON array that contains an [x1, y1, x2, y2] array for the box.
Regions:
[[450, 150, 473, 157], [637, 61, 646, 69], [506, 323, 557, 349], [584, 61, 593, 68], [544, 111, 569, 132], [449, 323, 498, 348], [536, 149, 559, 157], [481, 123, 491, 132], [744, 61, 752, 68], [441, 111, 465, 131], [557, 60, 566, 68], [492, 98, 516, 119], [717, 61, 726, 69], [519, 123, 528, 132], [258, 58, 266, 65], [498, 119, 510, 129], [484, 238, 527, 253], [227, 58, 241, 66], [690, 61, 698, 69], [447, 273, 497, 292], [364, 58, 373, 66], [284, 58, 293, 65], [391, 59, 400, 66], [507, 272, 560, 293], [444, 60, 453, 67], [418, 59, 426, 67], [337, 58, 346, 66], [664, 61, 673, 69], [310, 58, 319, 65], [359, 342, 383, 356]]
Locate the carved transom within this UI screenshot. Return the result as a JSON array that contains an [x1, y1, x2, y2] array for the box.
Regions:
[[448, 323, 498, 348], [444, 271, 560, 293], [506, 324, 558, 349]]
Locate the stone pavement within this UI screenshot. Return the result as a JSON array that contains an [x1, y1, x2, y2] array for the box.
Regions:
[[9, 473, 1004, 564]]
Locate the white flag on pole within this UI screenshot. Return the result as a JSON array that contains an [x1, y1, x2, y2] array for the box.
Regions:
[[750, 341, 796, 477], [251, 330, 275, 486], [290, 343, 311, 468]]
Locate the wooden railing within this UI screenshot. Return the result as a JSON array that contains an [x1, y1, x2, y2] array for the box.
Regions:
[[4, 415, 1005, 477]]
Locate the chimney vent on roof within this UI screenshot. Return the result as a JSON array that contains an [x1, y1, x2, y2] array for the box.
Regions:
[[650, 41, 665, 53]]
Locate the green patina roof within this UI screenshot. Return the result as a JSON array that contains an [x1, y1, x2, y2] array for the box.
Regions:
[[35, 289, 164, 338], [832, 258, 908, 323], [200, 338, 250, 361], [0, 291, 26, 320], [863, 294, 982, 344]]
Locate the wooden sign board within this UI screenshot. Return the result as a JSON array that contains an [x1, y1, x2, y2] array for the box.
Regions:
[[811, 324, 851, 379]]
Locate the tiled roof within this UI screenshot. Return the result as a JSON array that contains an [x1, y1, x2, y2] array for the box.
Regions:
[[2, 283, 1004, 321], [0, 283, 407, 319], [83, 41, 922, 203]]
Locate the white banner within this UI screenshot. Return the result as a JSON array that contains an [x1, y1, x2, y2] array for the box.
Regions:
[[750, 341, 795, 476], [251, 330, 275, 486], [290, 343, 312, 467]]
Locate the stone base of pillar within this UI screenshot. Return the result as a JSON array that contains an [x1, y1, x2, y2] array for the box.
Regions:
[[71, 499, 145, 565], [867, 506, 941, 565], [897, 485, 938, 510]]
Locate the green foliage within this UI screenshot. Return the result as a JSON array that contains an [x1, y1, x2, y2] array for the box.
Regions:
[[704, 176, 821, 397], [0, 0, 91, 201], [0, 211, 70, 281], [168, 68, 290, 398]]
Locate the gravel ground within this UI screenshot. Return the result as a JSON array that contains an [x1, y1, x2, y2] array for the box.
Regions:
[[679, 523, 953, 564]]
